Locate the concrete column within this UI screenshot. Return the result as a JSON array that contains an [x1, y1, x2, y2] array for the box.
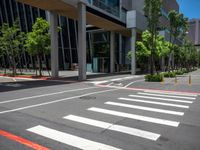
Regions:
[[50, 11, 59, 78], [131, 28, 136, 75], [78, 2, 86, 80], [119, 34, 122, 65], [110, 31, 115, 73]]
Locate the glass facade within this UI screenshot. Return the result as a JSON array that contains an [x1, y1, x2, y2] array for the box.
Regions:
[[88, 0, 120, 17], [0, 0, 129, 73], [0, 0, 79, 70]]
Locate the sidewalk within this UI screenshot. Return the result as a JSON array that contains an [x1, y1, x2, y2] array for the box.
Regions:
[[126, 69, 200, 93]]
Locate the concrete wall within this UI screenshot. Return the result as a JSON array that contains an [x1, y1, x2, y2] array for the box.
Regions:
[[131, 0, 145, 15]]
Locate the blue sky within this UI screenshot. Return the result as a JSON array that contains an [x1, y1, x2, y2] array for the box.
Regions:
[[176, 0, 200, 19]]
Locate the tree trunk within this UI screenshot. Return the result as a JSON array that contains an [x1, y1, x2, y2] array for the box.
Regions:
[[150, 29, 154, 75], [2, 56, 7, 74], [37, 55, 42, 77], [12, 57, 16, 76]]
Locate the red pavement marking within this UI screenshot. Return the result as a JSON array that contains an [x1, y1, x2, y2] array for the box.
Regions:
[[0, 130, 50, 150], [98, 84, 200, 95]]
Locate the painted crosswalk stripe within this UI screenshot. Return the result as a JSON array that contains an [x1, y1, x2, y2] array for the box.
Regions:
[[105, 101, 184, 116], [118, 97, 189, 108], [137, 92, 196, 100], [144, 90, 197, 97], [63, 115, 160, 141], [27, 125, 122, 150], [129, 95, 193, 104], [88, 107, 180, 127]]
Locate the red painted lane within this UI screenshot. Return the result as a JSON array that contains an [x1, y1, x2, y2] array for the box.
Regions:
[[0, 130, 50, 150], [98, 84, 200, 95]]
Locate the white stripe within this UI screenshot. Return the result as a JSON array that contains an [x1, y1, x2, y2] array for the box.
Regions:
[[105, 101, 184, 116], [88, 107, 180, 127], [27, 125, 121, 150], [0, 87, 99, 104], [90, 76, 140, 85], [138, 92, 196, 100], [144, 90, 197, 97], [0, 89, 117, 114], [129, 95, 193, 104], [124, 79, 145, 88], [64, 115, 160, 141], [118, 98, 189, 108]]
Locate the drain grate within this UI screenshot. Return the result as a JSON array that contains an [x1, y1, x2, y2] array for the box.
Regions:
[[79, 96, 96, 100]]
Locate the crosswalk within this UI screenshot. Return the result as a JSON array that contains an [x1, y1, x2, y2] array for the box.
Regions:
[[26, 90, 198, 149]]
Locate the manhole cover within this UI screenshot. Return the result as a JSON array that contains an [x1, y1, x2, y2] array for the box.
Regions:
[[159, 136, 169, 142], [79, 96, 96, 100]]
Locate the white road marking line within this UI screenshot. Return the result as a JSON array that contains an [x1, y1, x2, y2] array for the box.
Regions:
[[129, 95, 193, 104], [137, 92, 196, 100], [88, 107, 180, 127], [0, 89, 117, 114], [118, 98, 189, 108], [124, 79, 145, 88], [105, 101, 184, 116], [90, 76, 140, 85], [0, 87, 99, 104], [144, 90, 198, 97], [63, 115, 160, 141], [27, 125, 122, 150]]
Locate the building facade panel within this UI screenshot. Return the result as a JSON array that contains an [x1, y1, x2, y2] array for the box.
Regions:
[[188, 19, 200, 46]]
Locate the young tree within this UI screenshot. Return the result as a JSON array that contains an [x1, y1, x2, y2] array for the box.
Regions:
[[25, 18, 50, 76], [168, 10, 188, 69], [144, 0, 162, 75], [0, 22, 22, 76], [127, 30, 170, 72], [0, 35, 6, 73]]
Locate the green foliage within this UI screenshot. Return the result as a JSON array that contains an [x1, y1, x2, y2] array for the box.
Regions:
[[156, 36, 171, 58], [0, 21, 25, 75], [25, 18, 50, 76], [25, 18, 50, 56], [127, 30, 170, 72], [144, 0, 162, 74], [162, 72, 176, 78], [145, 74, 163, 82]]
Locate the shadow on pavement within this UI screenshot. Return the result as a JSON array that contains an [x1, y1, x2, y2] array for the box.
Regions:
[[0, 72, 132, 93]]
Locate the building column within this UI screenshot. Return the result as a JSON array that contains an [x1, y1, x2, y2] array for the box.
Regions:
[[78, 2, 86, 80], [119, 34, 122, 65], [131, 28, 136, 75], [50, 11, 59, 78], [110, 31, 115, 73]]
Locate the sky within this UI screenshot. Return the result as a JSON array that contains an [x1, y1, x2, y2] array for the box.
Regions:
[[176, 0, 200, 19]]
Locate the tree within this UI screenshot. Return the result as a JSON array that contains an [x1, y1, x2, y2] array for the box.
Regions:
[[168, 10, 188, 69], [0, 35, 6, 73], [144, 0, 162, 75], [25, 18, 50, 76], [127, 30, 170, 72], [0, 21, 22, 76]]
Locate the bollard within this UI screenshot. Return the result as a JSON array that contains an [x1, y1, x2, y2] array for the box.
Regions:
[[161, 74, 165, 84], [189, 75, 192, 85], [175, 76, 178, 85]]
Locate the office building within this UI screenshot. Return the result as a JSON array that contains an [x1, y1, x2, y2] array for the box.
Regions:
[[188, 19, 200, 48], [0, 0, 179, 80]]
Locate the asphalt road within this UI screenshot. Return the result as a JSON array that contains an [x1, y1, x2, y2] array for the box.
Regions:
[[0, 74, 200, 150]]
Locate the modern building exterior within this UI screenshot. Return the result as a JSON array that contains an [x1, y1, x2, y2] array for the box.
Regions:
[[0, 0, 179, 80], [188, 19, 200, 48]]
